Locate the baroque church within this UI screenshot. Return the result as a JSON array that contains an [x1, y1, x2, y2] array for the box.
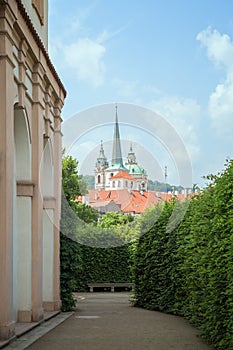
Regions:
[[84, 107, 188, 215], [95, 107, 148, 192]]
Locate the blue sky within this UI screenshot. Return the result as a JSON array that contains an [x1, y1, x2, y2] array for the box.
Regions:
[[49, 0, 233, 187]]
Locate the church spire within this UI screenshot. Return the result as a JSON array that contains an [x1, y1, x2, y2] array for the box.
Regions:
[[112, 104, 123, 167]]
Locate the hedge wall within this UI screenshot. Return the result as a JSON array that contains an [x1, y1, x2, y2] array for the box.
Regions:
[[60, 233, 82, 311], [133, 160, 233, 350], [77, 230, 130, 291], [76, 243, 132, 291], [134, 200, 182, 312]]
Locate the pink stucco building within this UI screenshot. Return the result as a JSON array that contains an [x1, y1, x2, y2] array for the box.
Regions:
[[0, 0, 66, 340]]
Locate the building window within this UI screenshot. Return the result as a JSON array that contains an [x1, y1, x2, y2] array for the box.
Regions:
[[97, 175, 101, 184], [118, 180, 121, 187], [113, 181, 115, 188], [32, 0, 44, 24], [131, 181, 133, 188], [125, 180, 128, 187]]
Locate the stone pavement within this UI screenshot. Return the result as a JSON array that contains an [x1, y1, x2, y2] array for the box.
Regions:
[[4, 293, 215, 350]]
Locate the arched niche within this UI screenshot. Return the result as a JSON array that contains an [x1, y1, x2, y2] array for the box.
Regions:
[[14, 107, 31, 180], [43, 138, 54, 197]]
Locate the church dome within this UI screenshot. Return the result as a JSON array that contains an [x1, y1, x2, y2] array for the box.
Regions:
[[127, 163, 146, 175]]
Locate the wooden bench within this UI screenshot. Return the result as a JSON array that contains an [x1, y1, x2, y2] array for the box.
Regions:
[[87, 283, 134, 293]]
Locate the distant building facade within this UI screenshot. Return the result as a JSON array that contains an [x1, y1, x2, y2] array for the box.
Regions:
[[0, 0, 65, 341], [84, 188, 190, 216], [95, 107, 148, 191], [88, 107, 192, 215]]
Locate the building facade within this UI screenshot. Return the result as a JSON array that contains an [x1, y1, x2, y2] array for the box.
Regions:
[[95, 107, 148, 191], [0, 0, 65, 340]]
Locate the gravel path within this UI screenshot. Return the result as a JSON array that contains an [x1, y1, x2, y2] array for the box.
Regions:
[[26, 292, 215, 350]]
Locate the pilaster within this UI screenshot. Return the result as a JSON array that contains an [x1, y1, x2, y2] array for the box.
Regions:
[[18, 39, 29, 106], [0, 2, 16, 339], [51, 98, 63, 310], [31, 61, 45, 322], [44, 84, 52, 138]]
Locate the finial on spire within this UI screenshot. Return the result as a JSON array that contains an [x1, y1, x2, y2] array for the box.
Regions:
[[100, 140, 104, 151], [115, 103, 118, 120]]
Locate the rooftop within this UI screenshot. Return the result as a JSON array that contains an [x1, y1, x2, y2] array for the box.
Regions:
[[110, 170, 136, 181], [88, 189, 188, 214]]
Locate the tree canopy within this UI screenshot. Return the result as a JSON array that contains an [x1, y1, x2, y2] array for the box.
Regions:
[[62, 151, 88, 201]]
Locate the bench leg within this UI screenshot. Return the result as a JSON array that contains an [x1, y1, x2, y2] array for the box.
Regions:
[[111, 286, 114, 292]]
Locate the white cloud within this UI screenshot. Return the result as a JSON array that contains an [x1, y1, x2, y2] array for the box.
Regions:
[[197, 27, 233, 135], [49, 26, 127, 88], [197, 26, 233, 74], [208, 80, 233, 134], [149, 96, 201, 163], [63, 38, 106, 87]]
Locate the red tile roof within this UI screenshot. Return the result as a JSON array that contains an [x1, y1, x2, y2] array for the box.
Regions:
[[110, 170, 135, 181], [87, 189, 188, 214]]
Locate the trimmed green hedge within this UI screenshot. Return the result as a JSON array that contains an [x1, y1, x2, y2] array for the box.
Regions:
[[60, 233, 82, 311], [76, 243, 132, 291], [134, 160, 233, 349], [134, 200, 181, 312]]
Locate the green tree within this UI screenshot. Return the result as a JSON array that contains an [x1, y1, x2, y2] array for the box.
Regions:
[[62, 152, 88, 201], [60, 152, 97, 310], [97, 212, 134, 228]]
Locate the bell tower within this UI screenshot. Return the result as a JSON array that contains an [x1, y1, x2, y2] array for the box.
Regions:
[[95, 141, 109, 190], [126, 142, 137, 165]]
